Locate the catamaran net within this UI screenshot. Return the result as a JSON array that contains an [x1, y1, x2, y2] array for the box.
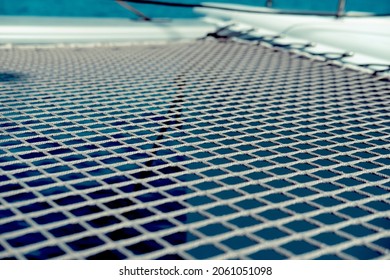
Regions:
[[0, 40, 389, 260]]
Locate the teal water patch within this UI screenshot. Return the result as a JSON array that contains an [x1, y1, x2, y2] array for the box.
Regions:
[[0, 0, 389, 18]]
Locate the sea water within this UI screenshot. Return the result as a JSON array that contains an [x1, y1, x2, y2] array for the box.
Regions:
[[0, 0, 389, 18]]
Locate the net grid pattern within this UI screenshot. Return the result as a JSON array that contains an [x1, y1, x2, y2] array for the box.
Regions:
[[0, 40, 389, 260]]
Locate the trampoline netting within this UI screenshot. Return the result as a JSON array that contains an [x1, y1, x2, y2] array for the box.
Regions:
[[0, 40, 389, 260]]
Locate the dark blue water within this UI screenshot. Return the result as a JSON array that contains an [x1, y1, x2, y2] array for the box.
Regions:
[[0, 0, 389, 18]]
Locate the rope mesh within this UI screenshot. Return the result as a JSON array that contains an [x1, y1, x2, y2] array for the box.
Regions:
[[0, 40, 389, 260]]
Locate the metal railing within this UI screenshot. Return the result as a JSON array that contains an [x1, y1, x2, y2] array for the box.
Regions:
[[336, 0, 346, 17], [117, 0, 389, 21], [266, 0, 346, 17]]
